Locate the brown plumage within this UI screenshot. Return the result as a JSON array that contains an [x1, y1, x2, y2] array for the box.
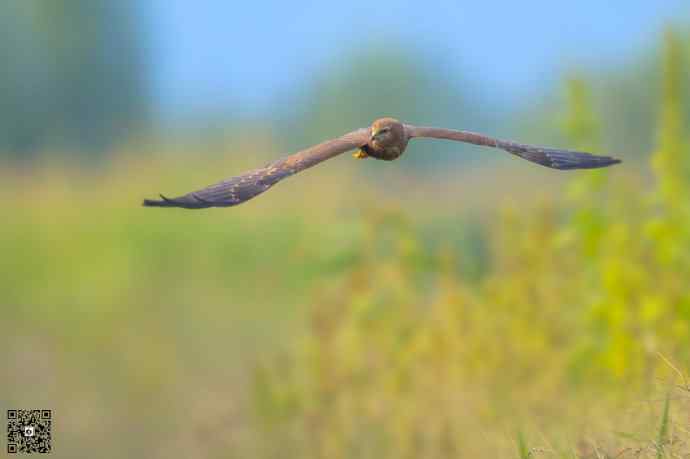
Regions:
[[143, 117, 621, 209]]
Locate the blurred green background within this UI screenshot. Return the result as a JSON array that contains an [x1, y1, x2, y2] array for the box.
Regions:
[[2, 2, 690, 458]]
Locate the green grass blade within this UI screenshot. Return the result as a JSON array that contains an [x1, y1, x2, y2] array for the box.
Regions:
[[517, 431, 530, 459], [656, 392, 671, 459]]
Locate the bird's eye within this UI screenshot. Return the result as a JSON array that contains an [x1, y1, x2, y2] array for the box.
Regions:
[[379, 127, 390, 134]]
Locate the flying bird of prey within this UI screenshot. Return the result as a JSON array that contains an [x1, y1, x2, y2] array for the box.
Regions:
[[143, 117, 621, 209]]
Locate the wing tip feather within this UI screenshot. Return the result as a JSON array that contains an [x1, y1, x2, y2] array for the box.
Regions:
[[142, 195, 172, 207], [141, 126, 372, 209], [142, 193, 210, 209]]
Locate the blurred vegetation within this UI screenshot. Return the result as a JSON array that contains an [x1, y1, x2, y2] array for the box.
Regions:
[[2, 13, 690, 459], [278, 47, 488, 170], [253, 29, 690, 458], [0, 1, 148, 156], [523, 29, 690, 164]]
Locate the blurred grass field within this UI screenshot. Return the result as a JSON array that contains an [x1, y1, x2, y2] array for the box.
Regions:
[[3, 30, 690, 459]]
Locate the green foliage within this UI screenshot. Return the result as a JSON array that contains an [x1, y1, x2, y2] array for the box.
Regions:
[[0, 1, 148, 155], [656, 393, 670, 459], [653, 29, 690, 207], [254, 31, 690, 457], [516, 431, 531, 459], [281, 46, 487, 170], [4, 26, 690, 459]]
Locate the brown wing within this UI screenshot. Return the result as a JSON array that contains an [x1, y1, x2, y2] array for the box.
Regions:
[[404, 125, 621, 170], [143, 128, 370, 209]]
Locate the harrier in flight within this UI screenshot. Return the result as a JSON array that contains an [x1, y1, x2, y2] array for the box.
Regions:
[[143, 117, 621, 209]]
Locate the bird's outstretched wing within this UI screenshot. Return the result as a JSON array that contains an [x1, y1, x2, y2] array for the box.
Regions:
[[143, 128, 370, 209], [404, 125, 621, 170]]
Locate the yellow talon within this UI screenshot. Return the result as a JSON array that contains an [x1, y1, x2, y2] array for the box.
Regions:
[[353, 149, 369, 159]]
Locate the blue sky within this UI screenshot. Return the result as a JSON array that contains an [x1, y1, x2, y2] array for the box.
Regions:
[[145, 1, 689, 120]]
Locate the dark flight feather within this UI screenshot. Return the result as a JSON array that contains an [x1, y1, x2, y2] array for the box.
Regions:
[[404, 126, 621, 170], [143, 128, 369, 209]]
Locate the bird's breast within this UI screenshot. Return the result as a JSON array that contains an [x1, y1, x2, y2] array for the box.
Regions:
[[369, 142, 406, 161]]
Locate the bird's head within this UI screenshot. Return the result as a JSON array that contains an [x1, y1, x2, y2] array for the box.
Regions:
[[370, 117, 404, 148]]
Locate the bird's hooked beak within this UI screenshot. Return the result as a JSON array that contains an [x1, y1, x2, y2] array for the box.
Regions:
[[370, 126, 391, 142], [370, 128, 386, 142]]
